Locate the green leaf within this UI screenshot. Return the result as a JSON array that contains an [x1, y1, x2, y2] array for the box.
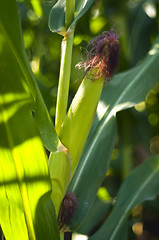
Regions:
[[68, 36, 159, 229], [77, 197, 112, 236], [0, 0, 59, 153], [68, 0, 95, 32], [68, 116, 117, 229], [89, 155, 159, 240], [0, 98, 59, 240], [77, 196, 128, 239], [30, 0, 43, 17], [35, 90, 59, 152], [49, 0, 95, 34], [49, 0, 66, 35], [0, 0, 59, 239]]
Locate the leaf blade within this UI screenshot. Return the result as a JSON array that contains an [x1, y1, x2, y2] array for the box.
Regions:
[[0, 0, 59, 239], [0, 0, 59, 152], [89, 155, 159, 240], [48, 0, 95, 34]]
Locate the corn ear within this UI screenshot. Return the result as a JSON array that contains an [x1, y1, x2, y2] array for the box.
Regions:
[[59, 75, 104, 176], [49, 146, 71, 217]]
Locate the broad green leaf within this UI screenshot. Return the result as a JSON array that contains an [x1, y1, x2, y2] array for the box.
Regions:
[[0, 44, 59, 240], [35, 90, 59, 152], [68, 37, 159, 229], [48, 0, 66, 35], [0, 0, 59, 239], [89, 155, 159, 240], [68, 115, 116, 229], [77, 197, 112, 236], [77, 196, 127, 239], [0, 97, 59, 240], [0, 0, 59, 152], [49, 0, 95, 34]]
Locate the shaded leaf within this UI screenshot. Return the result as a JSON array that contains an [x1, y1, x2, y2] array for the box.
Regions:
[[77, 197, 113, 236], [48, 0, 66, 35], [49, 0, 95, 34], [89, 155, 159, 240], [68, 0, 95, 32], [68, 115, 117, 229], [35, 90, 59, 152]]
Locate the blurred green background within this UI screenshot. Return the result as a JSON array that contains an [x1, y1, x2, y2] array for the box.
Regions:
[[18, 0, 159, 239]]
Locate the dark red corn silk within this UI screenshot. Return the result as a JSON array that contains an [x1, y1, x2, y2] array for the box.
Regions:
[[77, 28, 120, 83], [58, 192, 78, 230]]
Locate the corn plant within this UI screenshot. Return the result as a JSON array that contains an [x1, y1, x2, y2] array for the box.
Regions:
[[0, 0, 159, 240]]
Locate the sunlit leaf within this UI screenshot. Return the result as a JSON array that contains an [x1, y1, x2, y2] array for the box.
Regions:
[[0, 0, 59, 152], [0, 0, 59, 239]]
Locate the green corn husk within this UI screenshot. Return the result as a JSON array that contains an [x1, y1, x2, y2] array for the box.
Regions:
[[59, 72, 104, 176], [49, 145, 71, 217]]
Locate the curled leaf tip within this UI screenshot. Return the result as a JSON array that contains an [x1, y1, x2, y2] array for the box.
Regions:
[[76, 28, 120, 83]]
